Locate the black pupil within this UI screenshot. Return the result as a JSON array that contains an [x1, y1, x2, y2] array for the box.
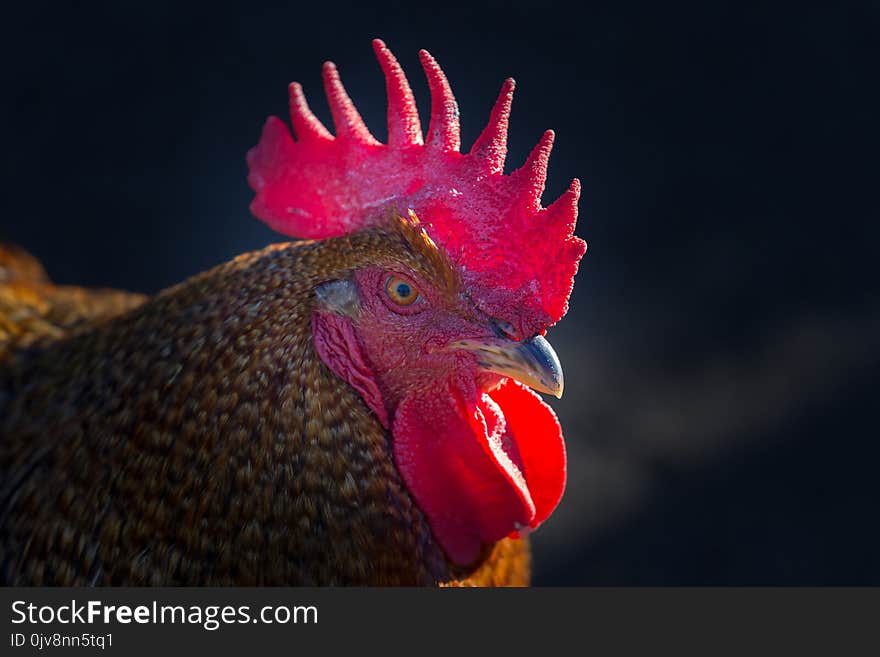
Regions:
[[395, 282, 411, 298]]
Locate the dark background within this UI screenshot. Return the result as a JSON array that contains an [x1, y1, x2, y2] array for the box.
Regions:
[[2, 1, 877, 584]]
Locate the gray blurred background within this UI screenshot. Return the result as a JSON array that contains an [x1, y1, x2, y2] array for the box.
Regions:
[[2, 1, 877, 584]]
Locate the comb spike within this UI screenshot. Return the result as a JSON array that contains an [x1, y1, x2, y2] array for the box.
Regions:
[[512, 129, 555, 211], [321, 61, 379, 144], [246, 115, 295, 189], [372, 39, 423, 147], [470, 78, 515, 173], [544, 178, 581, 231], [418, 49, 461, 152], [288, 82, 332, 142]]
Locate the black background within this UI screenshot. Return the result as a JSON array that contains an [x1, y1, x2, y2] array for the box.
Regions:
[[2, 1, 877, 584]]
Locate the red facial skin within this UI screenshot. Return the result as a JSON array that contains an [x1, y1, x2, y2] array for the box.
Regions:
[[313, 265, 566, 566]]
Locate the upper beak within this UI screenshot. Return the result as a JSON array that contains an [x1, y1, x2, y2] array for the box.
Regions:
[[450, 334, 565, 399]]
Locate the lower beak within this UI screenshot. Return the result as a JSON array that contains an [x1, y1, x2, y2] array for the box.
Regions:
[[450, 334, 565, 399]]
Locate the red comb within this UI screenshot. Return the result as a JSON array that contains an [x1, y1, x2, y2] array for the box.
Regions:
[[247, 39, 587, 331]]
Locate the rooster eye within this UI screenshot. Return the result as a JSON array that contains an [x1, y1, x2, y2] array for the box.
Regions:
[[385, 275, 420, 306]]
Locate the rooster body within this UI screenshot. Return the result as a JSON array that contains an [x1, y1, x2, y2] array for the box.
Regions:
[[1, 227, 530, 585]]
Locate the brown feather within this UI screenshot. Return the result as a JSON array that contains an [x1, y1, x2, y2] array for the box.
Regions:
[[0, 226, 529, 585]]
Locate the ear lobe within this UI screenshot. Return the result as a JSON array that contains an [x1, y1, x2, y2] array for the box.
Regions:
[[315, 279, 361, 317]]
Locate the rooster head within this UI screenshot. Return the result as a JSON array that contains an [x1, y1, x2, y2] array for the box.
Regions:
[[247, 40, 586, 566]]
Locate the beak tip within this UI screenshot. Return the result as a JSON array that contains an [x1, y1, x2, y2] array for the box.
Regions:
[[451, 333, 566, 401], [544, 377, 563, 399]]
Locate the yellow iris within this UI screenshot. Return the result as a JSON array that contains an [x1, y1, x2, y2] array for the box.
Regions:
[[385, 276, 419, 306]]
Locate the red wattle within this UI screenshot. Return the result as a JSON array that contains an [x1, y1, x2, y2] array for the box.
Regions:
[[488, 379, 566, 528], [392, 380, 566, 566]]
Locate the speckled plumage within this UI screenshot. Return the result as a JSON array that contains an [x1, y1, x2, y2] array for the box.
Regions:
[[0, 244, 146, 359], [0, 225, 529, 586]]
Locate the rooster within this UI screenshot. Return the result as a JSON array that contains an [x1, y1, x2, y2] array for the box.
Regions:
[[0, 40, 586, 586]]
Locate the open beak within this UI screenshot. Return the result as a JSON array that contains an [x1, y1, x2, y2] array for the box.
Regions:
[[450, 334, 565, 399]]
